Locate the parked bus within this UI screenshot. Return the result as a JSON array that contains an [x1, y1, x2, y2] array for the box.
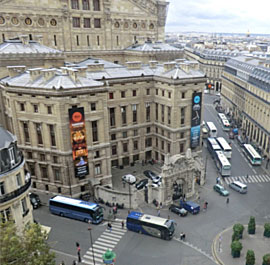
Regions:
[[216, 137, 232, 159], [206, 122, 218, 137], [215, 151, 231, 176], [217, 113, 227, 121], [217, 113, 231, 131], [49, 195, 103, 224], [243, 144, 262, 165], [207, 137, 221, 158], [126, 211, 175, 240]]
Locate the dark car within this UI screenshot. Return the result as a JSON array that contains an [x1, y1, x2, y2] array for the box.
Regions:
[[29, 192, 41, 209], [135, 179, 148, 190], [169, 204, 188, 217], [236, 135, 245, 147], [143, 170, 162, 184]]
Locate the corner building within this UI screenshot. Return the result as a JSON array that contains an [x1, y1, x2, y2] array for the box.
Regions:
[[0, 59, 206, 196]]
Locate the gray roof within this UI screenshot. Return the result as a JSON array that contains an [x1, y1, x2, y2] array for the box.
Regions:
[[0, 126, 16, 149], [126, 42, 182, 52], [0, 40, 62, 54], [74, 58, 121, 69]]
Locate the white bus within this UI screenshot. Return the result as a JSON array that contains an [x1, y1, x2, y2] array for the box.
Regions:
[[216, 137, 232, 159], [217, 113, 227, 121], [217, 113, 231, 131], [206, 122, 217, 138], [243, 144, 262, 165], [215, 151, 231, 176]]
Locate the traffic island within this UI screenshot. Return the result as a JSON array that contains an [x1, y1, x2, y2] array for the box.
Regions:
[[213, 225, 270, 265]]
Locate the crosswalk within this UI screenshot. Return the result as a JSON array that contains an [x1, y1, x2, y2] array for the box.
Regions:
[[82, 219, 127, 265], [224, 175, 270, 184]]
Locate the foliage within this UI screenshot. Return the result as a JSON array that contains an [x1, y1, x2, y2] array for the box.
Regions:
[[245, 250, 255, 265], [263, 254, 270, 265], [233, 223, 244, 238], [264, 223, 270, 238], [248, 216, 256, 234], [0, 221, 55, 265], [232, 230, 241, 242], [231, 240, 243, 258]]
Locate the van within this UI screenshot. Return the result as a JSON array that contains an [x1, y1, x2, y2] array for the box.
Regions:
[[229, 181, 247, 194], [180, 200, 200, 214], [202, 127, 209, 139]]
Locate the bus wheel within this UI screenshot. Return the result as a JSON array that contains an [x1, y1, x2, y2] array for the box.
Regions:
[[138, 230, 142, 234], [60, 213, 64, 217], [84, 218, 89, 223]]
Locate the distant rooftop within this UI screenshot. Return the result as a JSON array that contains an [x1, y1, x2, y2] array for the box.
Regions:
[[126, 41, 182, 52]]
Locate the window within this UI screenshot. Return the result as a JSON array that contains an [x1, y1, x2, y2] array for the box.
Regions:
[[168, 106, 171, 125], [76, 35, 79, 46], [155, 127, 158, 134], [97, 35, 100, 46], [116, 35, 119, 46], [161, 105, 164, 122], [156, 89, 158, 95], [93, 0, 100, 11], [84, 18, 91, 28], [27, 152, 32, 159], [161, 129, 164, 136], [29, 163, 35, 176], [36, 123, 43, 145], [109, 108, 115, 127], [156, 138, 158, 147], [181, 107, 185, 125], [0, 182, 5, 195], [132, 104, 137, 123], [167, 143, 171, 153], [134, 130, 138, 136], [20, 103, 25, 111], [147, 127, 151, 134], [91, 103, 96, 111], [109, 92, 114, 99], [73, 17, 80, 28], [181, 92, 185, 99], [94, 18, 101, 28], [123, 142, 128, 153], [121, 91, 125, 98], [161, 140, 164, 150], [145, 138, 152, 147], [54, 168, 60, 181], [49, 124, 56, 147], [132, 90, 137, 97], [53, 156, 58, 163], [123, 131, 127, 138], [1, 207, 12, 223], [71, 0, 79, 9], [112, 145, 117, 155], [111, 134, 116, 140], [168, 92, 171, 98], [155, 103, 158, 121], [145, 103, 150, 122], [94, 151, 100, 158], [58, 187, 62, 193], [180, 132, 185, 139], [21, 198, 28, 216], [92, 121, 98, 142], [87, 35, 90, 46], [47, 106, 52, 114], [33, 104, 38, 113], [54, 35, 57, 46], [133, 141, 138, 150], [146, 88, 150, 95], [95, 164, 101, 175], [162, 90, 165, 97], [40, 154, 45, 161], [82, 0, 90, 10], [121, 106, 127, 125], [180, 143, 184, 153], [41, 166, 48, 179]]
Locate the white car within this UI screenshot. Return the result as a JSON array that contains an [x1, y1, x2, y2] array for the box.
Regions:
[[146, 182, 161, 188], [122, 174, 136, 184]]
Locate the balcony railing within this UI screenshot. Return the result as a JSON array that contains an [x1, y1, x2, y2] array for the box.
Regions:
[[0, 178, 31, 204]]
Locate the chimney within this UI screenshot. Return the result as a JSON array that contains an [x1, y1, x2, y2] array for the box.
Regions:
[[77, 67, 87, 78], [28, 68, 43, 81], [163, 62, 176, 72], [41, 69, 56, 81], [7, 66, 26, 77], [126, 61, 142, 70], [19, 35, 30, 45], [35, 35, 43, 45], [179, 63, 190, 73], [87, 63, 105, 72], [149, 61, 158, 69], [67, 68, 79, 82], [189, 61, 199, 70]]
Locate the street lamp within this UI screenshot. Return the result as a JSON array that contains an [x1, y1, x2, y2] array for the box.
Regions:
[[88, 225, 95, 265]]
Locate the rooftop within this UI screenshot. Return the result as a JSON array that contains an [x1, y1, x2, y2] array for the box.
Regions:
[[0, 126, 17, 149], [126, 41, 182, 52]]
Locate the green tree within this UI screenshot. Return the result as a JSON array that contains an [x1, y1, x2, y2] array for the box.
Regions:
[[233, 223, 244, 239], [0, 221, 55, 265], [248, 216, 256, 234], [231, 240, 243, 258], [246, 250, 255, 265], [264, 223, 270, 238], [263, 254, 270, 265]]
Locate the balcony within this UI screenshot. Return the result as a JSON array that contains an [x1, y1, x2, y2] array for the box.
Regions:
[[0, 178, 31, 204], [0, 150, 24, 175]]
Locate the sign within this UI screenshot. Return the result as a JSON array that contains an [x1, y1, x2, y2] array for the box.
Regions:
[[69, 107, 89, 178], [190, 92, 202, 149]]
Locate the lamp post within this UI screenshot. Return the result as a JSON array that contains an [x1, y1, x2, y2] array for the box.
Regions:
[[88, 225, 95, 265]]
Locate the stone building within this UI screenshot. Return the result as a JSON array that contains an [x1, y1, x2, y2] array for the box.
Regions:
[[0, 59, 206, 197], [0, 0, 169, 52], [0, 126, 33, 231], [221, 56, 270, 159]]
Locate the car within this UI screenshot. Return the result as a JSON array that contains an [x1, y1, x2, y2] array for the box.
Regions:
[[213, 184, 229, 196], [29, 192, 42, 209], [135, 179, 148, 190], [169, 204, 188, 217], [229, 131, 235, 139], [145, 182, 161, 188], [143, 170, 162, 184], [236, 135, 245, 147], [180, 200, 200, 214], [122, 174, 136, 184], [229, 181, 247, 194]]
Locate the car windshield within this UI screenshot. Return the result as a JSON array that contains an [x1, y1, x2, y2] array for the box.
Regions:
[[31, 197, 37, 203]]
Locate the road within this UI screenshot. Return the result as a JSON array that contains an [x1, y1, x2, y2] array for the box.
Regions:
[[33, 93, 270, 265]]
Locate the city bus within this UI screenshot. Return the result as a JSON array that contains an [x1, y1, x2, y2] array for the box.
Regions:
[[217, 113, 231, 131], [243, 144, 262, 165], [126, 211, 175, 240], [217, 113, 227, 122], [206, 122, 218, 137], [215, 151, 231, 176], [49, 195, 103, 224], [207, 137, 221, 158], [216, 137, 232, 159]]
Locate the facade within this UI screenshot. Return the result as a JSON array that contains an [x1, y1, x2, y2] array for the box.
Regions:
[[221, 56, 270, 159], [0, 126, 33, 232], [0, 59, 206, 196], [0, 0, 169, 52]]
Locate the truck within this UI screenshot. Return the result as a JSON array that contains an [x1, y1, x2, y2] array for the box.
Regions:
[[180, 200, 200, 214]]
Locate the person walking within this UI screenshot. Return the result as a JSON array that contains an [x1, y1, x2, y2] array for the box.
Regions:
[[121, 220, 125, 229], [226, 197, 229, 204], [246, 174, 249, 181], [76, 242, 81, 263], [107, 222, 112, 232], [157, 209, 160, 217]]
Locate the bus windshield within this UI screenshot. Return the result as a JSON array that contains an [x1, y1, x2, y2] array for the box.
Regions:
[[166, 220, 175, 233]]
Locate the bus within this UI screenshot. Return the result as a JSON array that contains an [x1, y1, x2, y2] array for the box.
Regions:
[[49, 195, 103, 224], [243, 144, 262, 165], [126, 211, 175, 240], [207, 137, 221, 158], [216, 137, 232, 159], [217, 113, 227, 122], [215, 151, 231, 176], [217, 113, 231, 131], [202, 126, 209, 139], [206, 122, 218, 137]]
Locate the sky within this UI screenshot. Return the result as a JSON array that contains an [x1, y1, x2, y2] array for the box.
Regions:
[[165, 0, 270, 34]]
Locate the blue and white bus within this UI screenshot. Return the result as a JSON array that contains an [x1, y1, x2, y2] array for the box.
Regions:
[[206, 122, 218, 137], [217, 113, 231, 131], [215, 151, 231, 176], [216, 137, 232, 159], [126, 211, 175, 240], [49, 195, 103, 224], [243, 144, 262, 165], [207, 137, 221, 158]]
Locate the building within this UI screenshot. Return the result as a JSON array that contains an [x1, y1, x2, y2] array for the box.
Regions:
[[221, 56, 270, 158], [0, 0, 169, 52], [0, 126, 33, 231], [0, 59, 206, 196]]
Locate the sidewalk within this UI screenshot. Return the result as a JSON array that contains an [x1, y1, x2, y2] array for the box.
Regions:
[[213, 225, 270, 265]]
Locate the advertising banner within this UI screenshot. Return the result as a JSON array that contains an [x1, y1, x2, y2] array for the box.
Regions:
[[68, 107, 89, 178], [190, 92, 202, 149]]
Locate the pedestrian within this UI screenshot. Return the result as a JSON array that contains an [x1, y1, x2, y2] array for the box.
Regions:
[[72, 261, 77, 265], [76, 242, 81, 263], [160, 202, 163, 209], [246, 174, 249, 181], [107, 222, 112, 232], [203, 202, 207, 211], [157, 209, 160, 217], [168, 215, 170, 220], [121, 220, 125, 229], [205, 201, 208, 208], [216, 177, 219, 184], [226, 197, 229, 204], [180, 232, 184, 240]]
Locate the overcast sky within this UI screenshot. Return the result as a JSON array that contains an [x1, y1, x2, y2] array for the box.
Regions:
[[165, 0, 270, 34]]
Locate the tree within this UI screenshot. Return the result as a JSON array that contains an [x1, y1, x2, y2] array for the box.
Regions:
[[0, 221, 55, 265], [245, 250, 255, 265], [231, 240, 243, 258], [264, 223, 270, 238], [248, 216, 256, 235], [263, 254, 270, 265], [233, 223, 244, 239]]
